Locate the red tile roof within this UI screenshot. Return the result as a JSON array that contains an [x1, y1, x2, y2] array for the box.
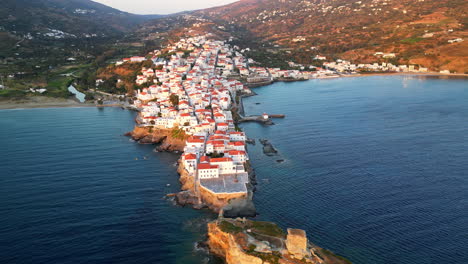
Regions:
[[187, 137, 204, 143], [197, 163, 218, 170], [211, 157, 233, 163], [200, 156, 210, 163], [184, 153, 197, 160], [227, 150, 246, 155]]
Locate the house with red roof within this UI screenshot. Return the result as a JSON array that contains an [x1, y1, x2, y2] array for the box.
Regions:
[[206, 140, 226, 154], [225, 150, 248, 163], [178, 100, 190, 109], [216, 122, 229, 131], [186, 136, 205, 149], [228, 131, 246, 141], [210, 157, 236, 175], [182, 153, 197, 173], [227, 141, 245, 151], [213, 112, 226, 123], [131, 56, 146, 62], [197, 163, 219, 179]]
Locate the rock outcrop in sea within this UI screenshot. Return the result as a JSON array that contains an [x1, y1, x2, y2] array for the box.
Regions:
[[259, 139, 278, 156]]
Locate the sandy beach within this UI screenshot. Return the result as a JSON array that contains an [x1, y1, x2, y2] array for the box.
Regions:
[[0, 96, 95, 110]]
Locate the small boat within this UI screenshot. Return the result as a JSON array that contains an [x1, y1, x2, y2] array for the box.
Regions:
[[166, 184, 171, 187], [135, 157, 138, 160]]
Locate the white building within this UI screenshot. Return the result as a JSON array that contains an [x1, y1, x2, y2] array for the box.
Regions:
[[210, 157, 236, 175], [197, 163, 219, 179], [228, 131, 246, 141]]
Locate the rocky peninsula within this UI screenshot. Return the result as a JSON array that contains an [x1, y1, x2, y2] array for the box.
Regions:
[[126, 126, 257, 217], [207, 218, 351, 264], [174, 162, 257, 217], [126, 126, 187, 152], [122, 35, 350, 263]]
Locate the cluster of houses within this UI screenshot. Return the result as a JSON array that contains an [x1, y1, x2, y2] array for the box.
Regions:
[[245, 64, 339, 83], [132, 35, 253, 196], [115, 56, 147, 66], [324, 60, 430, 73], [448, 38, 463, 44], [268, 67, 336, 79]]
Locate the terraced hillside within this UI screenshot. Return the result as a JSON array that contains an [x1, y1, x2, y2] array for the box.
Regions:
[[192, 0, 467, 72]]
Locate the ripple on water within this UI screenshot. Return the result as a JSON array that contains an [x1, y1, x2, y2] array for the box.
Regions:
[[244, 76, 468, 264]]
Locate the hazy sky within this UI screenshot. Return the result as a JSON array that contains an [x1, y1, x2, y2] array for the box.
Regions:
[[93, 0, 239, 15]]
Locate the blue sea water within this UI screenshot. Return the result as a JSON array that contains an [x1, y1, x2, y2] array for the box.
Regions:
[[0, 107, 216, 264], [242, 75, 468, 264], [0, 75, 467, 264]]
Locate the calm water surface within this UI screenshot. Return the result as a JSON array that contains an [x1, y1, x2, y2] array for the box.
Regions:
[[0, 107, 216, 264], [1, 75, 467, 264], [242, 75, 468, 264]]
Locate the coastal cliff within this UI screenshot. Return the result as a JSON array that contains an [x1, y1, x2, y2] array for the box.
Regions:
[[175, 163, 256, 217], [126, 127, 256, 216], [207, 218, 351, 264], [126, 126, 187, 152]]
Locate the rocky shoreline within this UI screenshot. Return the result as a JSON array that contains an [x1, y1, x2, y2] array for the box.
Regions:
[[174, 161, 257, 218], [125, 126, 187, 152], [126, 87, 351, 263], [206, 218, 351, 264], [125, 125, 258, 218]]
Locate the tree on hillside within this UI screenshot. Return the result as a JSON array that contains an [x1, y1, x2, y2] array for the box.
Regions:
[[142, 60, 153, 68], [169, 94, 179, 107]]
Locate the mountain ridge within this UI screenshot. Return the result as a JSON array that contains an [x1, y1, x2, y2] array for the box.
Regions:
[[0, 0, 164, 37], [185, 0, 467, 72]]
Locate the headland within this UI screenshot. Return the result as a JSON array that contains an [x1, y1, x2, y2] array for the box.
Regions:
[[123, 35, 350, 263]]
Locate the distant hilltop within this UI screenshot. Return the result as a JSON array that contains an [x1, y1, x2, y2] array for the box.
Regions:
[[194, 0, 467, 73], [138, 0, 467, 73], [0, 0, 162, 37]]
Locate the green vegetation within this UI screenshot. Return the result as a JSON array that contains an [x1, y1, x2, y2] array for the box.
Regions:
[[231, 108, 241, 123], [158, 51, 177, 59], [47, 76, 73, 89], [219, 220, 243, 234], [249, 221, 285, 238], [401, 37, 424, 44], [169, 94, 179, 106], [207, 152, 224, 158], [247, 251, 282, 264], [0, 89, 27, 100], [247, 244, 257, 252], [245, 49, 291, 69], [170, 127, 186, 140]]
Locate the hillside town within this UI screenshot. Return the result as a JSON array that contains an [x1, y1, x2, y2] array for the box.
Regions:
[[118, 29, 461, 203], [130, 35, 253, 199]]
